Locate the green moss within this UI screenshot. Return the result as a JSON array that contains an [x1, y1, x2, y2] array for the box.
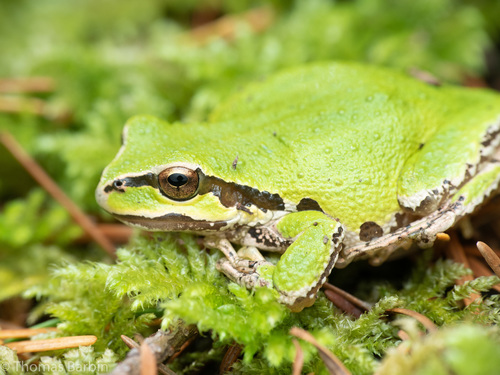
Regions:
[[24, 236, 500, 373], [377, 324, 500, 375], [0, 346, 118, 375], [0, 189, 82, 301], [1, 1, 500, 373]]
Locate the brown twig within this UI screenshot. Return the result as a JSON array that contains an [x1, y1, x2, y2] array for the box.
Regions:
[[322, 283, 372, 317], [110, 326, 198, 375], [463, 244, 500, 258], [77, 223, 133, 245], [409, 68, 441, 86], [188, 6, 274, 44], [291, 339, 304, 375], [324, 290, 364, 318], [219, 343, 243, 374], [443, 233, 480, 305], [4, 335, 97, 353], [167, 332, 197, 363], [397, 330, 411, 341], [476, 241, 500, 278], [290, 327, 351, 375], [121, 335, 140, 349], [0, 328, 58, 339], [0, 131, 116, 257], [0, 77, 55, 93], [386, 308, 437, 333], [140, 342, 158, 375]]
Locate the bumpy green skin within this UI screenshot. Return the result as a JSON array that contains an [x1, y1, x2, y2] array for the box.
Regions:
[[101, 62, 500, 232]]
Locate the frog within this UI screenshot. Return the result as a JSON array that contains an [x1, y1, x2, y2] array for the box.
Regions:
[[96, 62, 500, 312]]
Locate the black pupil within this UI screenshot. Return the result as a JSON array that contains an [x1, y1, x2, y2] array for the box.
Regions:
[[167, 173, 188, 187]]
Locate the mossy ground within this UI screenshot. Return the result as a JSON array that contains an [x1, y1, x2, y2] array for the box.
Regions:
[[1, 1, 500, 374]]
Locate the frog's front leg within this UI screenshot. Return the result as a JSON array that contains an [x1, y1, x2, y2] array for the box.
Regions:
[[204, 237, 269, 274], [211, 211, 345, 312]]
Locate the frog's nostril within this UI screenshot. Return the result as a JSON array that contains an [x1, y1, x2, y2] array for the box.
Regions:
[[103, 179, 125, 193]]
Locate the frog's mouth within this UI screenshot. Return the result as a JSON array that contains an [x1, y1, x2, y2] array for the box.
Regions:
[[112, 212, 230, 232]]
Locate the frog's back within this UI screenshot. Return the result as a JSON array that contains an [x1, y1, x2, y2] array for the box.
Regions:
[[116, 63, 500, 232], [207, 63, 500, 229]]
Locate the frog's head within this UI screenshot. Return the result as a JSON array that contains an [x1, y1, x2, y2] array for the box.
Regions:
[[95, 116, 277, 232]]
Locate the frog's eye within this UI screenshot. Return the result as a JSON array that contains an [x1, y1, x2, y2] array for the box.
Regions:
[[158, 166, 199, 201]]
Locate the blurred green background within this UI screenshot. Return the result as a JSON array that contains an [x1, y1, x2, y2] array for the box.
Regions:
[[1, 0, 500, 373], [1, 0, 500, 211]]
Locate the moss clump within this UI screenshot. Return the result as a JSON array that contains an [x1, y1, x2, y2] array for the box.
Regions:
[[1, 1, 500, 373], [24, 235, 500, 373], [376, 324, 500, 375]]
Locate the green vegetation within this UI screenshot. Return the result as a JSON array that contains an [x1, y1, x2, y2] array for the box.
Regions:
[[1, 0, 500, 373]]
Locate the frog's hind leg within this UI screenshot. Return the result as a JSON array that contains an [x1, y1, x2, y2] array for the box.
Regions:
[[352, 118, 500, 265], [397, 120, 500, 217], [339, 161, 500, 268]]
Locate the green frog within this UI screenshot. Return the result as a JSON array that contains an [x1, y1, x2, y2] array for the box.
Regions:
[[96, 62, 500, 311]]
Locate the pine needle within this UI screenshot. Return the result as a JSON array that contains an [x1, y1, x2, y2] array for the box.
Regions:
[[5, 335, 97, 353]]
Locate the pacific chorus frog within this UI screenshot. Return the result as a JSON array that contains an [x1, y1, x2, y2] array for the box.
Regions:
[[96, 62, 500, 312]]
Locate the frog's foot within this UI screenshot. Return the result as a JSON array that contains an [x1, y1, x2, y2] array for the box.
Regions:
[[216, 258, 274, 289], [339, 163, 500, 267], [207, 212, 344, 312], [205, 237, 269, 273], [213, 242, 274, 287]]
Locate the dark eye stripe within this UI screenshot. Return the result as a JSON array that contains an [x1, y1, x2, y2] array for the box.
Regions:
[[104, 169, 286, 212], [197, 170, 285, 212], [103, 173, 158, 193]]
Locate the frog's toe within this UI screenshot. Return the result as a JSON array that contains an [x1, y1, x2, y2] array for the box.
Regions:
[[278, 293, 317, 313], [216, 258, 274, 289], [236, 246, 266, 261]]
